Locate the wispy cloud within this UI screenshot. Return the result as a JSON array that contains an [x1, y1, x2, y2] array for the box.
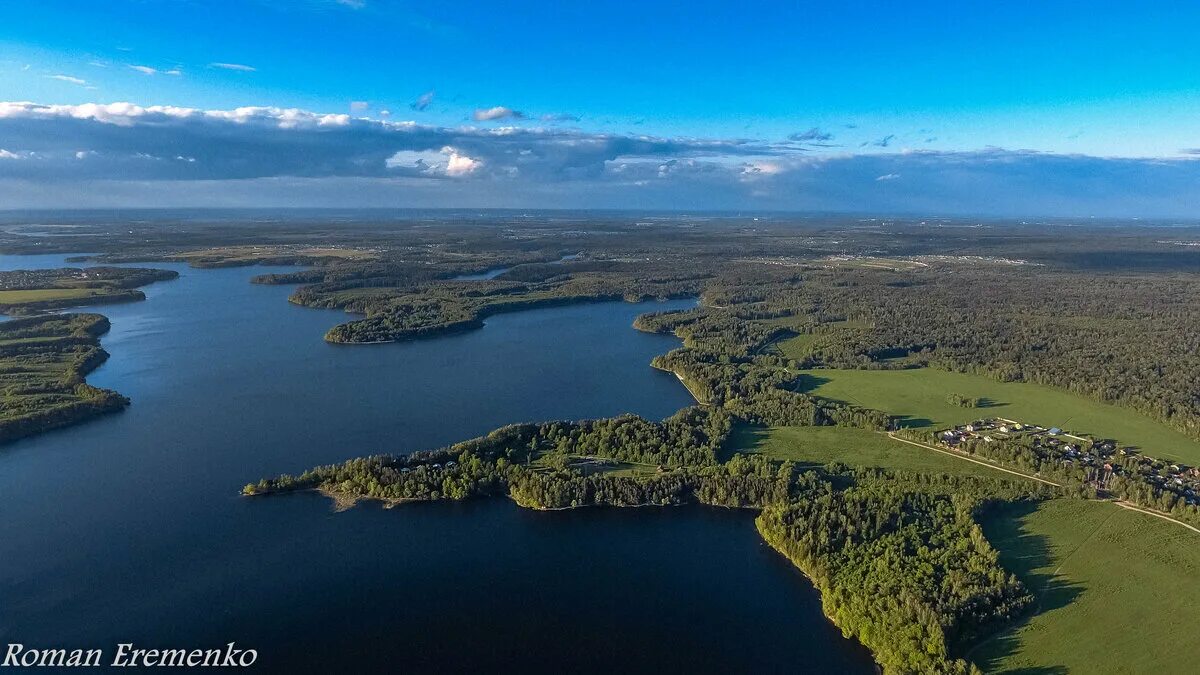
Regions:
[[209, 62, 256, 72], [788, 127, 834, 143], [473, 106, 524, 122], [350, 101, 369, 113], [129, 65, 158, 75], [335, 0, 365, 7], [47, 74, 87, 85], [410, 90, 435, 111], [875, 173, 900, 181], [865, 134, 896, 148], [540, 113, 580, 123]]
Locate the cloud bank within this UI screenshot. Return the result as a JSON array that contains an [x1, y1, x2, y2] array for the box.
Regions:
[[1, 101, 1198, 216]]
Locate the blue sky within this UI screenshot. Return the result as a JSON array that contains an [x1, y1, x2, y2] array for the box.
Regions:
[[2, 0, 1200, 215]]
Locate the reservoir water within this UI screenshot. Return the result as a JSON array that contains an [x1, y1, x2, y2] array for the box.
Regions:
[[0, 254, 874, 673]]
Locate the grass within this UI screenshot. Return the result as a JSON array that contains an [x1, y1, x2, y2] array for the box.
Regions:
[[797, 367, 1200, 465], [975, 498, 1200, 674], [770, 333, 819, 360], [0, 288, 111, 304], [731, 424, 1018, 480]]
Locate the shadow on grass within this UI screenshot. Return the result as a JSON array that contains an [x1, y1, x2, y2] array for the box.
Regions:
[[967, 500, 1085, 674], [976, 397, 1009, 409], [894, 415, 935, 429], [793, 373, 831, 393], [721, 422, 768, 462]]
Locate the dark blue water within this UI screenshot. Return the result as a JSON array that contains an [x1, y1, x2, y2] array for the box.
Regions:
[[0, 254, 873, 673]]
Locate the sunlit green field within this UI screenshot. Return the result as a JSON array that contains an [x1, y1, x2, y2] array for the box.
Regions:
[[975, 499, 1200, 674], [0, 287, 110, 304], [732, 424, 1013, 480], [797, 367, 1200, 464]]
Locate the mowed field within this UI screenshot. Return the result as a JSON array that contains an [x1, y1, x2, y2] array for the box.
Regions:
[[0, 287, 113, 304], [797, 367, 1200, 465], [975, 499, 1200, 674], [732, 425, 1015, 481]]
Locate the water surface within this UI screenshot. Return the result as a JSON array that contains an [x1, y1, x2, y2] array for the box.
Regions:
[[0, 254, 873, 673]]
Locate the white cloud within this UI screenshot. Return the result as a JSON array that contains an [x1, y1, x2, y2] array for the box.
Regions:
[[0, 149, 24, 160], [164, 68, 182, 76], [129, 65, 158, 75], [384, 147, 482, 177], [444, 148, 482, 176], [473, 106, 524, 122], [74, 150, 96, 160], [209, 62, 256, 72], [876, 173, 900, 181], [741, 161, 784, 177], [7, 99, 1197, 217], [48, 74, 87, 85], [350, 101, 369, 113]]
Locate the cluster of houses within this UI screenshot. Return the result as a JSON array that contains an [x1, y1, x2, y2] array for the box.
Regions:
[[0, 268, 98, 290], [399, 459, 457, 474], [938, 417, 1199, 505]]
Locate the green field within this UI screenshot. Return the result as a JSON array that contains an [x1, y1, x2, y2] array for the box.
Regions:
[[975, 499, 1200, 674], [769, 333, 819, 359], [798, 367, 1200, 464], [0, 287, 111, 304], [732, 425, 1018, 480]]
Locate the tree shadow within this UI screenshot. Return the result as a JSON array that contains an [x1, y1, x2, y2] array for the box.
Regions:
[[894, 415, 934, 429], [721, 422, 768, 462], [793, 373, 830, 393], [966, 501, 1086, 674], [976, 397, 1008, 409]]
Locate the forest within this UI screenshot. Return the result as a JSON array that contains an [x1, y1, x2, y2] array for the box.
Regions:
[[0, 313, 129, 442]]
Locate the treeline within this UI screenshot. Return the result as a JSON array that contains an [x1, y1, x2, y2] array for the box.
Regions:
[[650, 348, 893, 430]]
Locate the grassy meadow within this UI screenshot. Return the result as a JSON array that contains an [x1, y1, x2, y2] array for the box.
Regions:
[[975, 498, 1200, 674], [797, 367, 1200, 464], [0, 287, 115, 304], [732, 424, 1014, 480]]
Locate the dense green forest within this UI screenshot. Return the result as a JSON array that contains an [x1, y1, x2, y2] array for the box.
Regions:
[[0, 313, 129, 442]]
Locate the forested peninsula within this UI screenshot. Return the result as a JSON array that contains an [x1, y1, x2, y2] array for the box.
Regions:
[[0, 314, 128, 442], [0, 264, 178, 442]]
